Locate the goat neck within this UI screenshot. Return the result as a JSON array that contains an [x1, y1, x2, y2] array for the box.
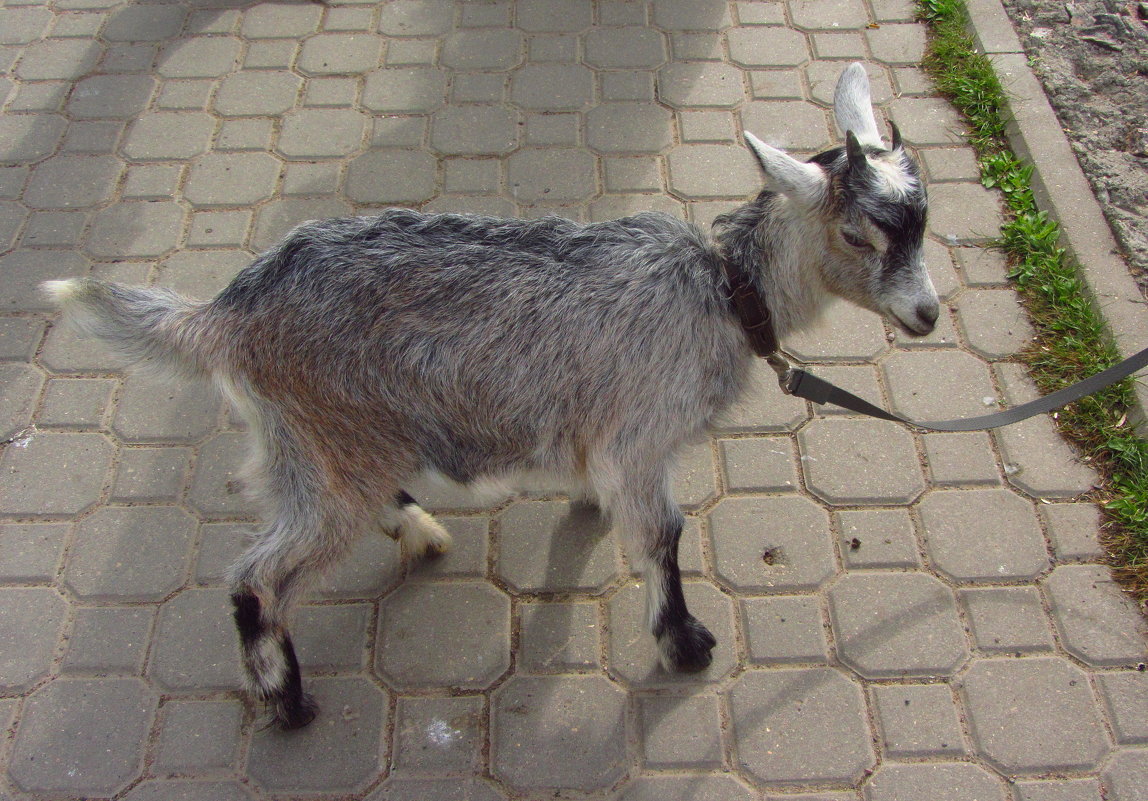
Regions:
[[711, 191, 833, 341]]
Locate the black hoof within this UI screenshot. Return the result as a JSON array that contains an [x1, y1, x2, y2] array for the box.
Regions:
[[660, 616, 717, 672], [272, 691, 319, 730]]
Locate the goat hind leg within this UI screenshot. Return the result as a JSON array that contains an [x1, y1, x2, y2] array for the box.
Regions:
[[379, 490, 452, 558]]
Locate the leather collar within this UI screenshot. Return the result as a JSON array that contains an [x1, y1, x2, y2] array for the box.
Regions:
[[716, 254, 779, 358]]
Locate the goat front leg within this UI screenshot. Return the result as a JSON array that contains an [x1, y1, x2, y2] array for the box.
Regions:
[[646, 512, 716, 671]]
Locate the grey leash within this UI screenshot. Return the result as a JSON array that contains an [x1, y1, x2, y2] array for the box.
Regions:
[[766, 347, 1148, 432]]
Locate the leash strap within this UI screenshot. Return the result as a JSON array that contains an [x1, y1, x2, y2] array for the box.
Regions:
[[778, 346, 1148, 431]]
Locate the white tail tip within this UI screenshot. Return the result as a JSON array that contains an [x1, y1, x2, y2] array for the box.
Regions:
[[40, 278, 83, 305]]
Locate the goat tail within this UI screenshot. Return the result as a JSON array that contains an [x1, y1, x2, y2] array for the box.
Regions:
[[42, 278, 219, 379]]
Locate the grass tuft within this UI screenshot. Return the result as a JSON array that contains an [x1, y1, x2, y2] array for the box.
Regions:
[[917, 0, 1148, 600]]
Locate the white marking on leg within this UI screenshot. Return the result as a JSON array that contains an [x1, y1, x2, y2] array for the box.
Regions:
[[398, 505, 452, 557]]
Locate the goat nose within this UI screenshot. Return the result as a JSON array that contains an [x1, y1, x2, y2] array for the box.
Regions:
[[916, 301, 939, 330]]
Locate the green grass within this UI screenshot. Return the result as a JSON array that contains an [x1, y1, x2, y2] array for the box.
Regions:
[[917, 0, 1148, 598]]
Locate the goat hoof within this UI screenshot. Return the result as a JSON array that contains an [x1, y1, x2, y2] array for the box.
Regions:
[[659, 616, 717, 672], [273, 692, 319, 730]]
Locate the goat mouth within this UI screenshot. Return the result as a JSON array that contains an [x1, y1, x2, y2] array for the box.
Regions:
[[890, 312, 935, 337]]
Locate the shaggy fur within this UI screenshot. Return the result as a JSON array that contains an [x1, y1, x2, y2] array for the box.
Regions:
[[42, 63, 936, 729]]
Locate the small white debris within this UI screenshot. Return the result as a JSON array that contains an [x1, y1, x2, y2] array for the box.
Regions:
[[426, 718, 461, 747], [945, 234, 959, 246], [982, 397, 996, 407], [1004, 463, 1021, 476], [1031, 27, 1051, 38]]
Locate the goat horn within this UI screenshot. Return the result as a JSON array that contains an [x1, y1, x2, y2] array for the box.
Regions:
[[845, 130, 868, 172], [890, 121, 903, 151]]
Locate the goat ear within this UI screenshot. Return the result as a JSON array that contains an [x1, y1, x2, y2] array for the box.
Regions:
[[743, 131, 827, 203], [833, 62, 883, 148]]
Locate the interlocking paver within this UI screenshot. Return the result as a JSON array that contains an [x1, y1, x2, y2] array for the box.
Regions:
[[508, 147, 597, 202], [9, 677, 157, 796], [727, 25, 810, 66], [511, 63, 594, 109], [872, 683, 966, 757], [277, 108, 368, 158], [441, 29, 522, 70], [731, 667, 874, 784], [346, 149, 439, 203], [882, 348, 997, 420], [865, 762, 1007, 801], [785, 302, 889, 360], [122, 780, 256, 801], [393, 695, 484, 774], [961, 585, 1055, 653], [62, 605, 153, 674], [1014, 779, 1103, 801], [0, 431, 112, 515], [719, 436, 800, 492], [1097, 672, 1148, 745], [87, 200, 186, 258], [367, 778, 506, 801], [709, 496, 834, 592], [918, 488, 1049, 582], [184, 152, 280, 207], [1045, 565, 1147, 666], [961, 657, 1109, 773], [838, 508, 921, 568], [496, 500, 618, 593], [1041, 503, 1106, 561], [829, 571, 968, 678], [640, 692, 723, 768], [922, 431, 1002, 487], [800, 418, 925, 504], [67, 73, 155, 119], [0, 523, 67, 583], [158, 36, 241, 78], [1102, 750, 1148, 801], [586, 102, 674, 152], [492, 674, 626, 791], [0, 587, 67, 691], [23, 153, 122, 209], [620, 775, 758, 801], [658, 61, 745, 108], [742, 594, 829, 664], [0, 362, 42, 442]]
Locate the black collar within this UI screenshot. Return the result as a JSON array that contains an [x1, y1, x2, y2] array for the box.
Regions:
[[716, 254, 779, 358]]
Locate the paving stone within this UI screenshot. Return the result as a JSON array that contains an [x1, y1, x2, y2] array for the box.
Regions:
[[923, 431, 1001, 487], [393, 695, 484, 774], [62, 606, 153, 674], [23, 153, 121, 209], [1041, 503, 1105, 561], [527, 33, 579, 62], [121, 164, 182, 199], [429, 105, 518, 156], [590, 194, 684, 222], [603, 157, 662, 192], [883, 351, 997, 424], [496, 500, 618, 593], [18, 209, 83, 247], [1103, 749, 1148, 801], [113, 372, 219, 444], [995, 415, 1099, 499], [0, 431, 112, 515], [277, 108, 367, 158], [0, 6, 52, 43], [122, 780, 255, 801], [248, 677, 388, 793], [367, 778, 506, 801], [586, 103, 674, 153], [671, 32, 725, 60], [443, 158, 500, 194], [194, 522, 250, 586], [1096, 672, 1148, 745], [280, 163, 342, 197], [217, 117, 273, 151], [838, 508, 921, 569], [523, 111, 579, 145], [67, 73, 155, 119], [511, 63, 593, 110], [363, 67, 446, 112], [65, 506, 195, 601], [785, 303, 890, 361], [918, 488, 1049, 582], [0, 523, 67, 583], [829, 571, 968, 678], [679, 110, 736, 142], [0, 200, 25, 251], [149, 588, 239, 691], [865, 762, 1006, 801], [730, 667, 874, 784], [293, 603, 371, 671], [888, 97, 967, 146], [1014, 778, 1104, 801], [386, 38, 439, 66], [930, 182, 1007, 245], [515, 0, 592, 30], [956, 288, 1035, 359], [584, 26, 666, 69], [961, 657, 1109, 773], [0, 587, 66, 692], [865, 21, 928, 65], [521, 596, 601, 670], [314, 527, 402, 600], [0, 318, 45, 362], [872, 684, 966, 757], [667, 143, 761, 199], [957, 245, 1011, 287], [304, 75, 359, 106], [788, 0, 869, 29], [709, 496, 835, 592], [715, 359, 809, 432], [407, 516, 490, 580], [155, 249, 248, 300], [608, 579, 737, 685], [15, 37, 102, 80], [377, 581, 510, 690], [1045, 565, 1147, 667], [8, 677, 157, 797], [158, 37, 241, 78], [719, 436, 800, 493], [100, 41, 159, 73], [39, 323, 127, 374], [214, 70, 302, 116], [0, 113, 67, 163], [800, 418, 924, 504], [727, 25, 810, 67], [601, 70, 656, 101], [87, 200, 185, 258], [640, 692, 723, 768], [492, 674, 627, 791], [102, 4, 185, 41], [346, 150, 438, 203], [0, 362, 43, 442], [62, 119, 124, 154], [251, 196, 353, 252], [441, 29, 522, 70], [961, 585, 1054, 654], [742, 594, 829, 664], [658, 61, 745, 109], [507, 148, 596, 202], [651, 0, 733, 29], [241, 2, 322, 37], [751, 68, 807, 100], [619, 775, 757, 801], [184, 152, 280, 207], [922, 146, 982, 183]]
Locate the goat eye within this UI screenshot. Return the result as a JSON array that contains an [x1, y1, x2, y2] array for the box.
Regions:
[[841, 230, 872, 250]]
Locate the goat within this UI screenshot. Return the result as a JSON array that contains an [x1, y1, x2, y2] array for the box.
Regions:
[[43, 63, 937, 729]]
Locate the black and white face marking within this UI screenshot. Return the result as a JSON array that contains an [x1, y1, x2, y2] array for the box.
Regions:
[[810, 136, 939, 336]]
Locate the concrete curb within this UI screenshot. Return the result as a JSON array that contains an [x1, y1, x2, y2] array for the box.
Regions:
[[963, 0, 1148, 431]]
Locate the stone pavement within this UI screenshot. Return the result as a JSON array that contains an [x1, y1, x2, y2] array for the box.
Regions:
[[1, 0, 1146, 799]]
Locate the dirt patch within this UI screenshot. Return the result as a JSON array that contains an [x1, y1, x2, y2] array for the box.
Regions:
[[1000, 0, 1148, 292]]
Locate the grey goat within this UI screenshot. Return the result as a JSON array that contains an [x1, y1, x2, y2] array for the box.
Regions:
[[44, 63, 937, 729]]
